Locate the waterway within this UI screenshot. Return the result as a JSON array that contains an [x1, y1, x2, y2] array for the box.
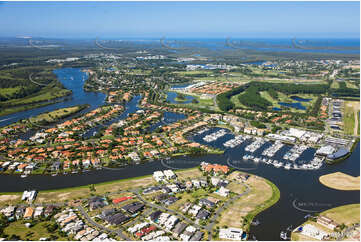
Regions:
[[82, 95, 142, 139], [0, 126, 359, 240], [278, 102, 307, 110], [0, 68, 106, 128], [290, 96, 312, 102], [166, 91, 195, 104], [147, 112, 186, 133], [0, 68, 359, 240], [275, 96, 312, 111]]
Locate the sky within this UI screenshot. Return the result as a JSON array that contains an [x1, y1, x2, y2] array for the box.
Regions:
[[0, 1, 359, 39]]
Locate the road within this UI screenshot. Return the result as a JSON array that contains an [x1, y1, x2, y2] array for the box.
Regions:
[[29, 73, 48, 86], [134, 182, 251, 241], [77, 205, 131, 241], [133, 188, 202, 230], [205, 183, 251, 240]]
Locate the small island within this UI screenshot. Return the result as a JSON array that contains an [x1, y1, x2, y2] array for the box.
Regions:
[[319, 172, 360, 191]]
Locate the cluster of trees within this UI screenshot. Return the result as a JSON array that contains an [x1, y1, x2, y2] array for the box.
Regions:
[[250, 120, 266, 129], [238, 86, 272, 110], [250, 82, 329, 95], [216, 85, 247, 111], [268, 89, 279, 99], [310, 96, 322, 116], [330, 82, 360, 98], [0, 85, 41, 101]]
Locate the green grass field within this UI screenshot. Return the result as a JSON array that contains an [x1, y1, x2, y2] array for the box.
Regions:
[[331, 80, 340, 89], [345, 81, 359, 89], [3, 220, 68, 241], [167, 91, 218, 111], [28, 105, 88, 125], [1, 83, 71, 107], [0, 82, 71, 117], [230, 93, 248, 109], [0, 87, 22, 99], [216, 173, 280, 231], [258, 91, 317, 112], [322, 204, 360, 226], [291, 203, 360, 241], [343, 101, 359, 135]]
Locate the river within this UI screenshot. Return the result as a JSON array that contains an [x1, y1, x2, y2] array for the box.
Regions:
[[0, 68, 359, 240], [0, 68, 106, 128]]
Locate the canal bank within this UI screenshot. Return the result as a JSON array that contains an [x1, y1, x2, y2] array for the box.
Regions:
[[0, 68, 359, 240], [0, 141, 359, 240]]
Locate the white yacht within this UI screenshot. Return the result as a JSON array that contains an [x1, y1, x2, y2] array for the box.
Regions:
[[284, 163, 291, 170]]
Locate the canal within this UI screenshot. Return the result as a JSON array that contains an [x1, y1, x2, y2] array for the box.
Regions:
[[0, 68, 359, 240]]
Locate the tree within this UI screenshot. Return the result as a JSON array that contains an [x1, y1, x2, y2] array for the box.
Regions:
[[191, 98, 199, 104], [89, 184, 96, 192]]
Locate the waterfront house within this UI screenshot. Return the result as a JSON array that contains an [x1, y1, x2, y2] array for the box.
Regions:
[[163, 170, 176, 179], [153, 171, 165, 182], [51, 161, 61, 171], [219, 227, 244, 241], [15, 206, 26, 219], [317, 215, 339, 230], [34, 206, 44, 218], [1, 205, 16, 217], [24, 207, 34, 219], [44, 205, 56, 217]]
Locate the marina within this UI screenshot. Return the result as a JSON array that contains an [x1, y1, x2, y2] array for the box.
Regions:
[[191, 127, 328, 172], [0, 126, 358, 241], [223, 135, 248, 148], [262, 140, 284, 157], [203, 129, 228, 143], [197, 128, 210, 135], [243, 143, 323, 171], [244, 138, 266, 153], [283, 145, 308, 162]]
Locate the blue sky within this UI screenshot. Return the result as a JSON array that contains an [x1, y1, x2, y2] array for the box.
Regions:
[[0, 1, 359, 38]]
